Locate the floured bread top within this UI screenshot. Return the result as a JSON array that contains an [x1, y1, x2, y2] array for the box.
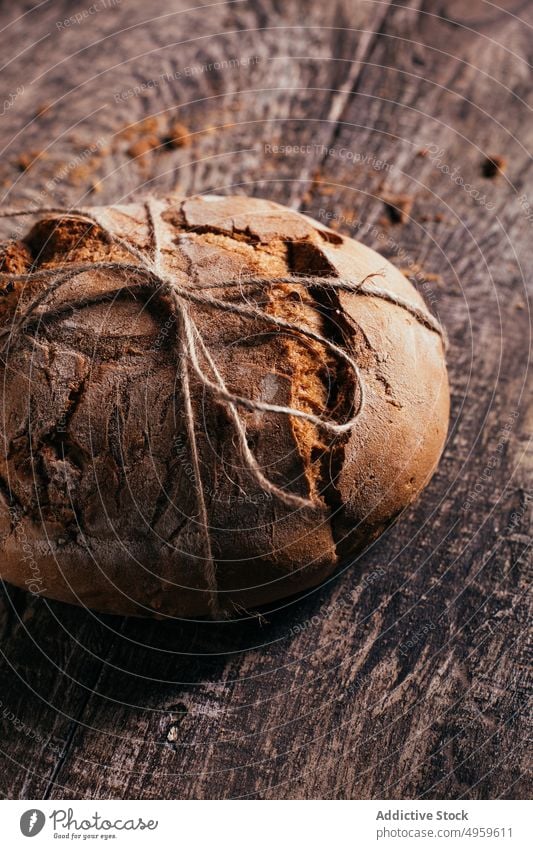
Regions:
[[0, 195, 449, 616]]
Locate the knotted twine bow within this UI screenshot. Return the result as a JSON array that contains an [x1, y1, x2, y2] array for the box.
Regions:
[[0, 200, 446, 618]]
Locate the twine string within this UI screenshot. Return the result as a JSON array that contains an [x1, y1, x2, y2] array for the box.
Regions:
[[0, 202, 447, 618], [177, 302, 221, 616]]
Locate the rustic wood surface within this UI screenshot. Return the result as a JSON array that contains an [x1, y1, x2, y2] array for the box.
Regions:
[[0, 0, 531, 800]]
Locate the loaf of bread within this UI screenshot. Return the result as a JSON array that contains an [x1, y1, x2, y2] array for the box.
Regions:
[[0, 195, 449, 618]]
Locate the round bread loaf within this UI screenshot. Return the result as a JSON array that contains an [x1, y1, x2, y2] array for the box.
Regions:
[[0, 194, 449, 618]]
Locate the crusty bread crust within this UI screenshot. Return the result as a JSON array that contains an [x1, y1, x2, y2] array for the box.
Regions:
[[0, 195, 449, 617]]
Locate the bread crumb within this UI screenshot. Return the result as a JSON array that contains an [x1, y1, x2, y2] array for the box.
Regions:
[[119, 116, 161, 141], [67, 156, 101, 186], [382, 193, 413, 224], [16, 150, 46, 171], [127, 135, 160, 158], [34, 102, 51, 118], [400, 263, 442, 284], [163, 121, 191, 149], [481, 154, 506, 178]]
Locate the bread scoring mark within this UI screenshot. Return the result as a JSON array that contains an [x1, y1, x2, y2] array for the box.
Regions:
[[283, 238, 360, 556]]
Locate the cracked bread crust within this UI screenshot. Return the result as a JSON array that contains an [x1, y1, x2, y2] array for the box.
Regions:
[[0, 195, 449, 617]]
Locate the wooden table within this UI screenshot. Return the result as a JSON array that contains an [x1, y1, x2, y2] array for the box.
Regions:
[[0, 0, 530, 800]]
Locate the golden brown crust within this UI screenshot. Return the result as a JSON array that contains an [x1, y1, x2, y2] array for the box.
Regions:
[[0, 195, 449, 617]]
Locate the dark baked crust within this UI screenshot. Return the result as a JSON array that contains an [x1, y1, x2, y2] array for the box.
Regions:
[[0, 195, 449, 617]]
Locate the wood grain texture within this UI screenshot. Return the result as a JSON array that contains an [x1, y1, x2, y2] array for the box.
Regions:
[[0, 0, 530, 800]]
